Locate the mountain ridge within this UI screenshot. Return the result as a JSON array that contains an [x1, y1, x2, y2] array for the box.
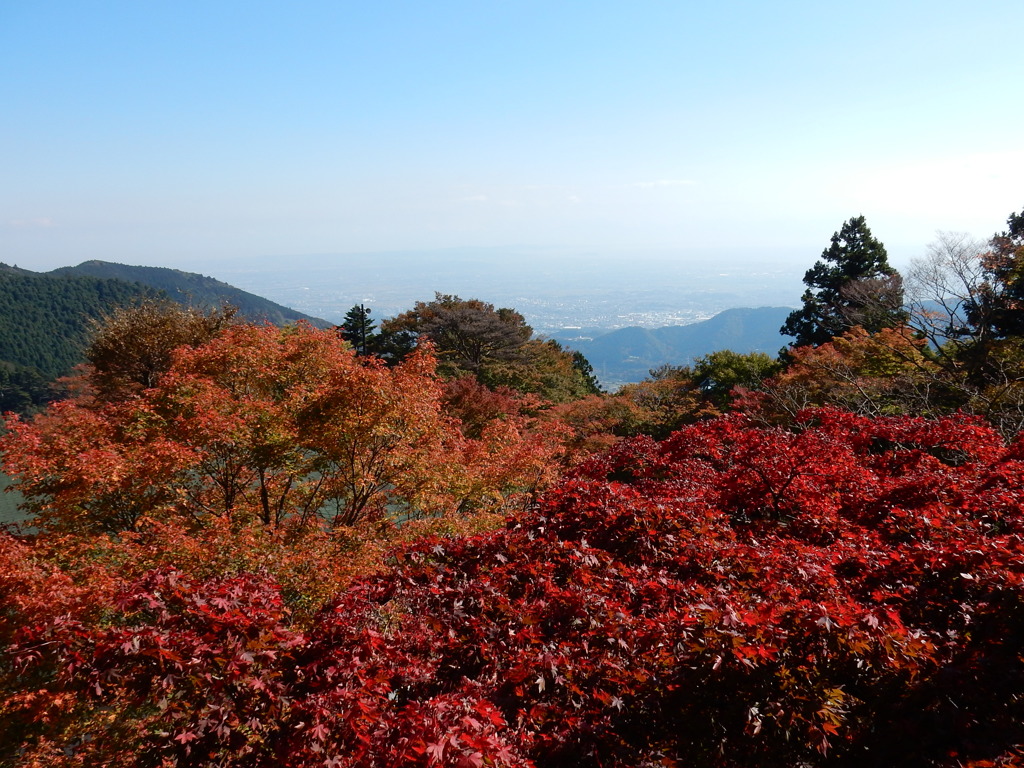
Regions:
[[556, 306, 795, 387], [49, 261, 331, 329], [0, 261, 332, 414]]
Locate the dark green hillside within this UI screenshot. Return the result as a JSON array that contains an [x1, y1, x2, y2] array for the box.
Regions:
[[51, 261, 331, 328], [0, 362, 51, 414], [0, 266, 158, 381]]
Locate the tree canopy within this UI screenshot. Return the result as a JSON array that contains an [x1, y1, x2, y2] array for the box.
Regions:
[[2, 322, 560, 535], [385, 293, 533, 378], [84, 299, 238, 401], [383, 293, 600, 402]]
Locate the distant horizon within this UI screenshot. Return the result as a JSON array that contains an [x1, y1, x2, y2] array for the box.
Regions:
[[17, 249, 807, 334], [2, 233, 964, 278], [168, 247, 809, 333], [5, 3, 1022, 276]]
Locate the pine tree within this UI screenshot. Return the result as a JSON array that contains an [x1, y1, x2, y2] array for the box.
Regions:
[[571, 350, 603, 395], [340, 304, 377, 356], [781, 215, 905, 348]]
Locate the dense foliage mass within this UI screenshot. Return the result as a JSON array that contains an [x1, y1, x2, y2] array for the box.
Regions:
[[3, 206, 1024, 767], [3, 409, 1024, 766], [2, 322, 560, 534], [0, 362, 51, 416]]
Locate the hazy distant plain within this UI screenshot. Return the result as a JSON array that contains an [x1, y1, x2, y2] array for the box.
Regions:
[[201, 248, 805, 337]]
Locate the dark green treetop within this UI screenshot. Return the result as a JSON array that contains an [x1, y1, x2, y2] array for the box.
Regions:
[[693, 350, 782, 409], [339, 304, 377, 356], [384, 293, 533, 380], [571, 350, 603, 395], [781, 216, 906, 348]]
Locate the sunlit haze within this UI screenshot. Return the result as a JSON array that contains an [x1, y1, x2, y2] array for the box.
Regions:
[[4, 1, 1023, 281]]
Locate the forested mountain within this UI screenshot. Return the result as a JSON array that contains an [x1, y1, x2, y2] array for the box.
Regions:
[[0, 262, 331, 413], [562, 306, 795, 385], [0, 265, 158, 381], [50, 261, 331, 328]]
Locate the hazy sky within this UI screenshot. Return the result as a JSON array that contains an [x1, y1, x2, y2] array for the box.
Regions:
[[4, 1, 1023, 273]]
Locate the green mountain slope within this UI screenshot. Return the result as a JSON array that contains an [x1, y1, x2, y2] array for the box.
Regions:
[[0, 265, 158, 380], [0, 261, 332, 414], [50, 261, 331, 329]]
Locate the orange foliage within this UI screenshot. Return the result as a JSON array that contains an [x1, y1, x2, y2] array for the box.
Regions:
[[3, 323, 562, 536], [550, 373, 713, 463], [738, 325, 942, 421]]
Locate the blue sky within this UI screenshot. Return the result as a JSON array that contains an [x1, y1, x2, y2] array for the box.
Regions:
[[4, 1, 1023, 272]]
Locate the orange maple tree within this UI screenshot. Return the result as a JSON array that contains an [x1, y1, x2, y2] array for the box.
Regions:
[[3, 322, 558, 536]]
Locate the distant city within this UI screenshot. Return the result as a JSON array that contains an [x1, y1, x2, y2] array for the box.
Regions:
[[199, 247, 807, 339]]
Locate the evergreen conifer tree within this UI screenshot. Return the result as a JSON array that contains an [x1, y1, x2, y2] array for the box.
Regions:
[[340, 304, 377, 356], [782, 215, 905, 348]]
